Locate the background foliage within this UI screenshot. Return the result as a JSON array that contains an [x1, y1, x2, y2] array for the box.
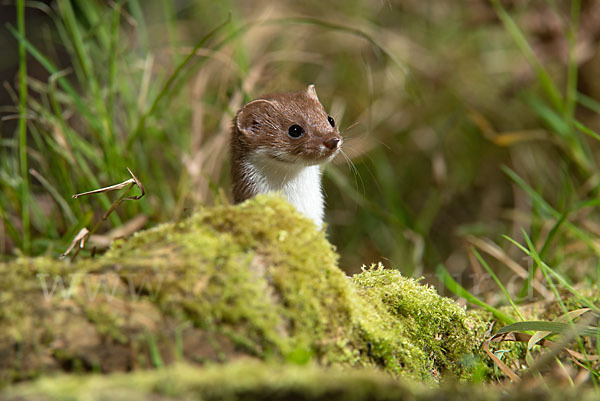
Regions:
[[1, 0, 600, 301]]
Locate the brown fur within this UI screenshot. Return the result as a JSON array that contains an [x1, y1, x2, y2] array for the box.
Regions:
[[231, 85, 342, 203]]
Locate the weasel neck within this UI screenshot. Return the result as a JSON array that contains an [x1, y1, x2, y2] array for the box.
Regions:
[[234, 153, 325, 227]]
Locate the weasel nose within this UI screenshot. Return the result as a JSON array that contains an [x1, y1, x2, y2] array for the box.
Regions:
[[323, 137, 340, 150]]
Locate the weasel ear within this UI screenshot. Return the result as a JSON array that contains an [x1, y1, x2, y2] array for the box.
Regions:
[[236, 99, 276, 135], [306, 84, 319, 102]]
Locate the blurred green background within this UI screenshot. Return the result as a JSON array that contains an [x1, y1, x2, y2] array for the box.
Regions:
[[2, 0, 600, 298]]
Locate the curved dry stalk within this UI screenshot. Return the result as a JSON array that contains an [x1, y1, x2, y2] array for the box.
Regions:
[[61, 168, 144, 261]]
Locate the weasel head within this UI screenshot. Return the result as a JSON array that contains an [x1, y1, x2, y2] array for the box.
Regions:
[[233, 85, 342, 166]]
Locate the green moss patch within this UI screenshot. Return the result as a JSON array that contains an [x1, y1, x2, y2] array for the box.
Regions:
[[0, 195, 487, 385], [352, 266, 487, 379], [4, 360, 599, 401]]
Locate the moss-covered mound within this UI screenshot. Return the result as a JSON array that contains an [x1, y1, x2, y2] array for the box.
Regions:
[[3, 360, 599, 401], [0, 195, 486, 385]]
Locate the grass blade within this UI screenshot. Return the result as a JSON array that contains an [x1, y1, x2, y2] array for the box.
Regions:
[[577, 92, 600, 114], [472, 248, 526, 321], [17, 0, 30, 253], [436, 264, 516, 324], [489, 0, 563, 111], [575, 120, 600, 142], [6, 24, 98, 131], [503, 165, 600, 253], [29, 169, 76, 224], [497, 321, 599, 337], [504, 233, 600, 314], [127, 14, 232, 148]]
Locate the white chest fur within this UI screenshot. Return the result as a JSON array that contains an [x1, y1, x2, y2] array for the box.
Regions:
[[242, 154, 325, 227]]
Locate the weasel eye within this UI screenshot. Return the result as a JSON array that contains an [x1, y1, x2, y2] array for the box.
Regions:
[[288, 124, 305, 138], [327, 116, 335, 128]]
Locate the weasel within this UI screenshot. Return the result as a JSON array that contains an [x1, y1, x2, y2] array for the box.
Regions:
[[230, 85, 343, 227]]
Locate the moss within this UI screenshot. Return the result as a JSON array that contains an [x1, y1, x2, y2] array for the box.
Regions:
[[4, 360, 600, 401], [0, 195, 488, 384], [352, 265, 488, 380]]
